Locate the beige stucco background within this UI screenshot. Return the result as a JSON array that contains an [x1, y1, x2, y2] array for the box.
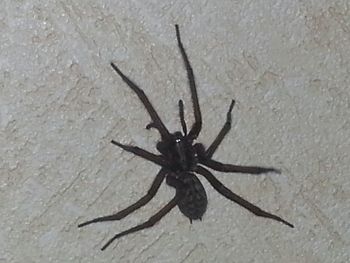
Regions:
[[1, 1, 349, 262]]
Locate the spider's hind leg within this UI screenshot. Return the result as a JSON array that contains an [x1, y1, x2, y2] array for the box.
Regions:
[[195, 165, 293, 228], [78, 169, 166, 228], [101, 196, 178, 250]]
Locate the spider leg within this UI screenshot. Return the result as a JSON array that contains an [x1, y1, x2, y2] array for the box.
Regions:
[[78, 169, 167, 228], [199, 158, 280, 174], [206, 100, 235, 158], [111, 140, 168, 167], [195, 165, 294, 228], [101, 196, 178, 251], [175, 25, 202, 139], [110, 62, 170, 139], [178, 99, 187, 135]]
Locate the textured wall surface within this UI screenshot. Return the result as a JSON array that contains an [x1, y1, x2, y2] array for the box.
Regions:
[[1, 1, 349, 262]]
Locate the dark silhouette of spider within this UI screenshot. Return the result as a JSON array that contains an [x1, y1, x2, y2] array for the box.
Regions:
[[78, 24, 294, 251]]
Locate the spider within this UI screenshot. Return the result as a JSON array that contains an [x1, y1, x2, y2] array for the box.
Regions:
[[78, 24, 293, 251]]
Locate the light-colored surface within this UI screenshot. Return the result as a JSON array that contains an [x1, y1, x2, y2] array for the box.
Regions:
[[1, 1, 349, 262]]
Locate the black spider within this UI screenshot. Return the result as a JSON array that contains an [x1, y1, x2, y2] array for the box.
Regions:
[[78, 24, 294, 251]]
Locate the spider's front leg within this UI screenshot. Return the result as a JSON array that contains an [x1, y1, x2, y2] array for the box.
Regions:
[[198, 99, 279, 174], [175, 25, 202, 140], [200, 158, 280, 174], [178, 99, 187, 135], [111, 140, 168, 167], [205, 99, 235, 158], [110, 62, 171, 140], [194, 142, 279, 175], [147, 99, 188, 136]]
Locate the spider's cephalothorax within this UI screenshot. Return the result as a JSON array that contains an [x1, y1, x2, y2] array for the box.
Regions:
[[157, 132, 197, 172], [78, 25, 294, 251]]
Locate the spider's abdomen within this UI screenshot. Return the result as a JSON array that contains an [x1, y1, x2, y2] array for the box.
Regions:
[[167, 173, 207, 221]]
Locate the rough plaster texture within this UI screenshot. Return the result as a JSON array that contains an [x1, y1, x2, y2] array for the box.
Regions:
[[1, 0, 349, 262]]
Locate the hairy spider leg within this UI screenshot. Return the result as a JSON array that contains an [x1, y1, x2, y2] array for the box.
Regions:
[[110, 62, 170, 140], [175, 25, 202, 139], [111, 140, 168, 167], [200, 158, 281, 174], [78, 169, 166, 228], [195, 166, 294, 228], [205, 99, 235, 158], [201, 100, 280, 174], [178, 99, 187, 135], [101, 196, 179, 251]]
